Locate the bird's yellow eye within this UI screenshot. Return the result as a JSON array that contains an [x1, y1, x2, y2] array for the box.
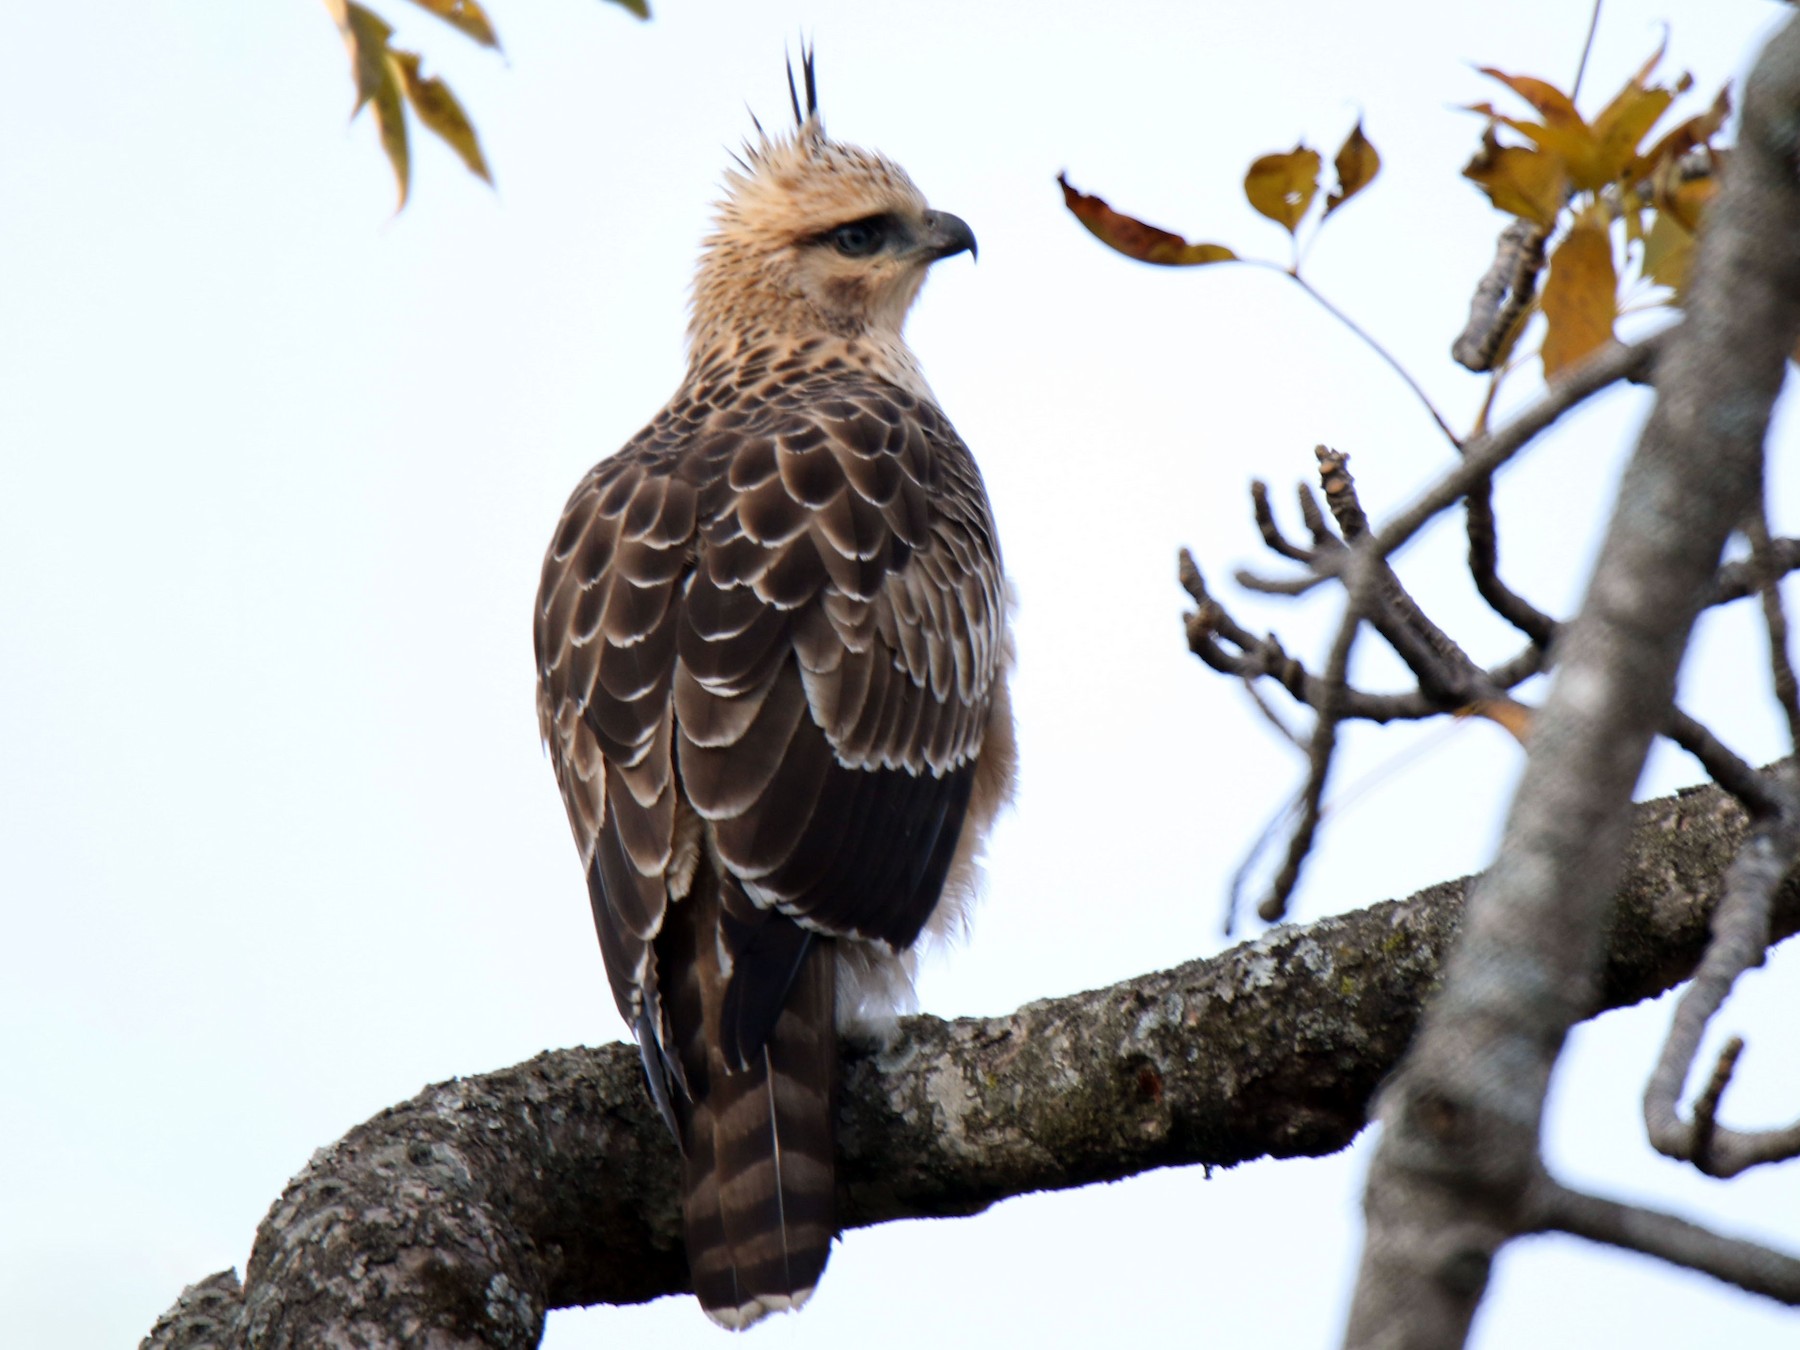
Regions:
[[829, 220, 885, 257]]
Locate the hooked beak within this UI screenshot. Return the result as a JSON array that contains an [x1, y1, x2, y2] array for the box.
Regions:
[[919, 210, 978, 263]]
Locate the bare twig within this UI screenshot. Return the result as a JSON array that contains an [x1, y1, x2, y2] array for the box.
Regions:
[[1570, 0, 1605, 102], [1645, 772, 1800, 1177], [1466, 476, 1559, 643], [1712, 536, 1800, 606], [1749, 509, 1800, 747], [1375, 334, 1665, 566], [1236, 336, 1664, 602], [1259, 554, 1372, 922], [1534, 1179, 1800, 1304], [1664, 707, 1783, 817], [1251, 480, 1321, 563], [1689, 1036, 1744, 1165]]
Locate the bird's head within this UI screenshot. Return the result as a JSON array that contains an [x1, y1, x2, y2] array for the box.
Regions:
[[689, 52, 976, 364]]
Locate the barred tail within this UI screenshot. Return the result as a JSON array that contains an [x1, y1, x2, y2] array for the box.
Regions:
[[684, 936, 836, 1329]]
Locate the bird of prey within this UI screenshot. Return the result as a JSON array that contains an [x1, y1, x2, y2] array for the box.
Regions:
[[533, 55, 1014, 1329]]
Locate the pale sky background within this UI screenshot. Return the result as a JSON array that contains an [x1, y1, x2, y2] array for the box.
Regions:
[[4, 2, 1800, 1347]]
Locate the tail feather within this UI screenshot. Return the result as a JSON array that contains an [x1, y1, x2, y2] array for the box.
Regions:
[[689, 937, 837, 1329]]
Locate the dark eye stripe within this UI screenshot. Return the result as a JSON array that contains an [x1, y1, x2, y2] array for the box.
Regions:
[[818, 214, 896, 258]]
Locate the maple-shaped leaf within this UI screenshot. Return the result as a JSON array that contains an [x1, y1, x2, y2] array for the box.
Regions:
[[1463, 126, 1566, 227]]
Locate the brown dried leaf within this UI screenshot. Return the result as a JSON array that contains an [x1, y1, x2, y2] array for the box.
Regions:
[[1459, 697, 1535, 744], [1324, 121, 1380, 218], [392, 50, 491, 183], [1244, 145, 1322, 233], [1463, 127, 1566, 227], [1541, 205, 1617, 377], [403, 0, 500, 48], [607, 0, 651, 17], [1058, 174, 1237, 266]]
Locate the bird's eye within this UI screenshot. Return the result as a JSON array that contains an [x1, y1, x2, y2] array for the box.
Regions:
[[829, 220, 885, 257]]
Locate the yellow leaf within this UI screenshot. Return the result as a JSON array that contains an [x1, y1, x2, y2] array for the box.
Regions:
[[1463, 128, 1566, 227], [392, 50, 491, 184], [1640, 210, 1694, 293], [1591, 81, 1675, 183], [403, 0, 500, 48], [1324, 120, 1381, 218], [370, 50, 411, 209], [1633, 85, 1731, 183], [1058, 174, 1237, 266], [1477, 67, 1582, 127], [338, 1, 395, 114], [1244, 145, 1321, 233], [1658, 168, 1718, 235], [1541, 206, 1617, 377], [1471, 67, 1605, 189]]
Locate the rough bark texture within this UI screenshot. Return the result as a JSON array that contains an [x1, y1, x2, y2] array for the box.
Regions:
[[143, 771, 1799, 1349], [1344, 16, 1800, 1350]]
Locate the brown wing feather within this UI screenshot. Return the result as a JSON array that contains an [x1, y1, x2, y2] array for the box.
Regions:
[[536, 366, 1006, 1322]]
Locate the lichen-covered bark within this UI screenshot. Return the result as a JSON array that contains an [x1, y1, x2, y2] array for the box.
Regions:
[[143, 771, 1796, 1349]]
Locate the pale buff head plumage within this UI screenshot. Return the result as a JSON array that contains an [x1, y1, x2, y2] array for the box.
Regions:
[[687, 56, 975, 365]]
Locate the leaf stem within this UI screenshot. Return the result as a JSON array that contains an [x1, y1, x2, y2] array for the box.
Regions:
[[1250, 260, 1464, 450]]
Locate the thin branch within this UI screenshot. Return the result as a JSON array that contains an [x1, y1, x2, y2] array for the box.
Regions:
[[1664, 707, 1783, 817], [1374, 333, 1665, 565], [1748, 509, 1800, 747], [1282, 266, 1464, 451], [1235, 335, 1664, 601], [1712, 536, 1800, 605], [1181, 549, 1437, 723], [1259, 554, 1370, 922], [1466, 475, 1559, 643], [1534, 1179, 1800, 1305], [1238, 256, 1463, 449], [1645, 774, 1800, 1177], [1251, 479, 1323, 562], [1570, 0, 1605, 102]]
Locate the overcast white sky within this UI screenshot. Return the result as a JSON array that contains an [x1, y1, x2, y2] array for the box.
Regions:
[[4, 1, 1799, 1346]]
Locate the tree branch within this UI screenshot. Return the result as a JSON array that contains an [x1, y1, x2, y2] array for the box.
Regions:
[[146, 769, 1800, 1347], [1534, 1181, 1800, 1304], [1344, 16, 1800, 1349]]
